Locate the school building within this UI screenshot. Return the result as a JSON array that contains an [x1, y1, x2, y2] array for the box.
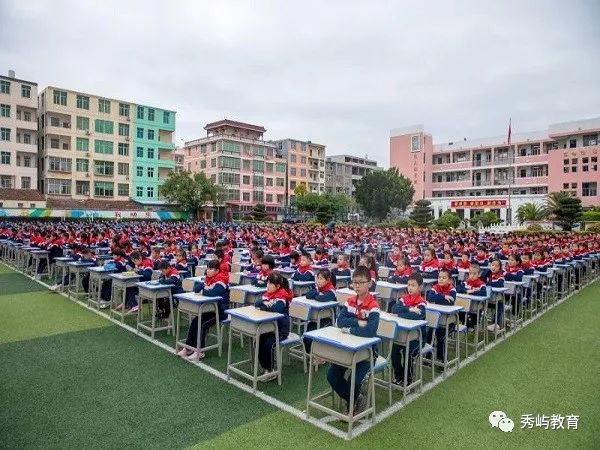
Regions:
[[390, 116, 600, 223]]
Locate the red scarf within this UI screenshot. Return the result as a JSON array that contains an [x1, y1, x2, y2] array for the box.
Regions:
[[489, 271, 504, 282], [464, 277, 485, 289], [346, 294, 379, 320], [440, 259, 456, 270], [432, 283, 455, 296], [298, 265, 313, 274], [394, 265, 413, 277], [263, 287, 293, 305], [458, 260, 470, 269], [204, 270, 230, 288], [400, 293, 425, 308], [165, 267, 180, 278], [318, 282, 336, 294]]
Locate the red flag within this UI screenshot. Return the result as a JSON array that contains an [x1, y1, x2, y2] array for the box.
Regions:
[[507, 118, 512, 145]]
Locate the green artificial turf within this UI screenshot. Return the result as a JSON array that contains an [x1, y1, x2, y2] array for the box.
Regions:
[[0, 262, 598, 449]]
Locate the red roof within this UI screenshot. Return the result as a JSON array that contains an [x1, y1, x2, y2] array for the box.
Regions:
[[204, 119, 266, 133], [0, 189, 45, 202], [46, 197, 145, 211]]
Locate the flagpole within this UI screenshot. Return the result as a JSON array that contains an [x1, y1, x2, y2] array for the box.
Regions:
[[507, 118, 512, 225]]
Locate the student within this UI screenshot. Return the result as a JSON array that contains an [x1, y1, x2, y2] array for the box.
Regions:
[[439, 251, 458, 276], [458, 252, 471, 270], [254, 273, 293, 378], [456, 263, 487, 328], [248, 248, 265, 274], [425, 269, 457, 361], [486, 259, 505, 332], [173, 248, 190, 278], [419, 248, 440, 280], [327, 266, 380, 414], [504, 254, 524, 316], [391, 273, 426, 386], [214, 248, 231, 274], [313, 248, 329, 266], [155, 260, 184, 319], [386, 245, 402, 268], [99, 248, 128, 308], [388, 256, 413, 285], [407, 244, 422, 266], [178, 259, 230, 361], [331, 254, 351, 278], [303, 269, 337, 352], [358, 255, 378, 292], [121, 250, 154, 313], [151, 247, 164, 270], [289, 250, 300, 270], [49, 246, 96, 293], [292, 252, 315, 282], [253, 255, 276, 288]]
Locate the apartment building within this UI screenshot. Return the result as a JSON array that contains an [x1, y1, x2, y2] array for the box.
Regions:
[[0, 70, 38, 192], [272, 139, 326, 204], [173, 148, 185, 172], [37, 86, 175, 203], [182, 120, 287, 217], [390, 117, 600, 223], [325, 154, 381, 196]]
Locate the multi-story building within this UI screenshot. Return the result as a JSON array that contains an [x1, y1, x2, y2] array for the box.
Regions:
[[325, 154, 381, 196], [173, 148, 185, 172], [182, 119, 287, 218], [0, 70, 38, 192], [37, 86, 175, 203], [390, 117, 600, 223], [273, 139, 326, 204]]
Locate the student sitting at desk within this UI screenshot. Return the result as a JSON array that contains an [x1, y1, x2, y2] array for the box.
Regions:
[[303, 269, 337, 352], [391, 273, 426, 386], [486, 259, 505, 332], [248, 248, 264, 274], [100, 248, 128, 305], [174, 248, 190, 277], [386, 244, 402, 268], [120, 251, 153, 313], [458, 253, 471, 270], [358, 255, 378, 292], [155, 260, 184, 319], [407, 244, 422, 266], [49, 246, 96, 293], [253, 255, 275, 288], [313, 247, 329, 266], [504, 254, 525, 314], [327, 266, 380, 413], [439, 251, 458, 276], [331, 254, 351, 279], [292, 252, 315, 282], [179, 259, 230, 361], [289, 250, 300, 271], [425, 269, 457, 362], [419, 248, 440, 280], [214, 248, 231, 274], [151, 247, 164, 270], [254, 273, 293, 378], [388, 256, 413, 285], [456, 263, 487, 328]]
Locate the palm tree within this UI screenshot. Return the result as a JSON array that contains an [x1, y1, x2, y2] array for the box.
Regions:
[[516, 202, 550, 224], [547, 191, 571, 214]]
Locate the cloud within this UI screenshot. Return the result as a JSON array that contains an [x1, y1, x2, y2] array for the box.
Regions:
[[1, 0, 598, 166]]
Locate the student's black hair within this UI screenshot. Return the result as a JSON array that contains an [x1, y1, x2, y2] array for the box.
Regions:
[[315, 247, 324, 255], [157, 260, 170, 270], [289, 250, 300, 261], [510, 253, 522, 265], [207, 259, 221, 270], [469, 262, 481, 273], [253, 248, 264, 259], [408, 273, 423, 286], [300, 251, 312, 260], [81, 246, 93, 255], [261, 255, 276, 269], [352, 265, 371, 281], [130, 250, 142, 260], [214, 248, 224, 260], [521, 252, 532, 260], [489, 258, 502, 269], [399, 256, 410, 267], [438, 268, 453, 279], [113, 248, 126, 257], [316, 268, 336, 287], [266, 272, 290, 291]]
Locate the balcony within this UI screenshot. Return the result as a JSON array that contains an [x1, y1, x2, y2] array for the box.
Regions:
[[472, 159, 493, 167], [473, 179, 492, 187], [513, 153, 549, 165], [16, 118, 37, 131], [431, 180, 472, 190], [15, 141, 37, 154], [157, 140, 175, 150]]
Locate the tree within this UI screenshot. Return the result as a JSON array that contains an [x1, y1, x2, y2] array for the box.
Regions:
[[251, 203, 266, 221], [551, 195, 582, 231], [516, 202, 550, 224], [581, 210, 600, 222], [433, 210, 461, 230], [295, 192, 320, 214], [470, 211, 501, 228], [294, 182, 308, 197], [296, 192, 351, 223], [159, 170, 222, 219], [547, 191, 571, 212], [409, 200, 433, 227], [354, 168, 415, 220]]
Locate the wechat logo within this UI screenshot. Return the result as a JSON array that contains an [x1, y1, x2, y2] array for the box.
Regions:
[[489, 411, 515, 432]]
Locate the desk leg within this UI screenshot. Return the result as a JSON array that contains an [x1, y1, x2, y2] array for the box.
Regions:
[[252, 329, 260, 392], [151, 296, 157, 339], [226, 325, 233, 381], [169, 292, 175, 336], [306, 350, 313, 418], [348, 359, 357, 439]]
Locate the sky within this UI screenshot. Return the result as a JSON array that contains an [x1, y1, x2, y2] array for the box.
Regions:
[[1, 0, 599, 167]]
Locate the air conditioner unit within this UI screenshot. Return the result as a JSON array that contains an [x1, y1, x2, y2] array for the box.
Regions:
[[125, 176, 129, 180], [85, 152, 90, 157], [85, 131, 91, 135]]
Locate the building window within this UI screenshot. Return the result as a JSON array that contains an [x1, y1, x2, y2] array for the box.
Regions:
[[253, 160, 264, 172], [300, 169, 306, 177], [290, 168, 296, 176], [23, 155, 31, 167], [136, 166, 143, 177], [20, 84, 30, 98], [94, 119, 114, 134], [144, 108, 154, 121], [242, 160, 251, 170], [147, 148, 154, 159], [242, 175, 250, 185], [211, 158, 217, 168], [163, 111, 170, 124], [75, 181, 89, 195], [0, 104, 10, 117], [119, 103, 129, 117], [53, 89, 67, 106], [0, 80, 10, 94], [76, 116, 89, 130], [276, 177, 284, 187], [118, 123, 129, 136], [266, 178, 273, 186], [47, 178, 71, 195], [136, 106, 144, 119], [137, 128, 144, 139], [23, 133, 31, 144], [253, 175, 264, 186], [118, 143, 129, 156], [50, 116, 60, 127], [219, 156, 241, 169], [569, 139, 577, 148], [75, 158, 89, 172], [48, 157, 72, 172], [243, 192, 250, 202], [1, 127, 11, 141], [136, 146, 144, 158], [76, 95, 89, 109], [94, 140, 113, 154], [94, 160, 114, 176], [147, 129, 154, 140], [0, 151, 10, 164], [563, 167, 569, 173], [571, 183, 577, 189], [276, 163, 286, 173], [253, 190, 264, 202], [221, 141, 240, 153], [98, 98, 111, 113], [266, 194, 273, 203], [200, 160, 206, 169], [94, 181, 114, 197], [290, 154, 296, 163], [572, 166, 577, 173], [21, 176, 31, 189], [117, 162, 129, 175], [147, 167, 154, 178], [563, 183, 569, 189], [0, 175, 12, 188], [582, 182, 597, 197], [147, 187, 154, 198], [117, 183, 129, 196], [136, 186, 143, 197]]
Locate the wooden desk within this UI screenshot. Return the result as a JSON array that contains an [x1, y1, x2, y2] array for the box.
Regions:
[[108, 273, 142, 322], [136, 281, 175, 338], [174, 292, 223, 356]]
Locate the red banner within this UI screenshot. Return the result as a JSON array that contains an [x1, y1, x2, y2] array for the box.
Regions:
[[450, 199, 507, 208]]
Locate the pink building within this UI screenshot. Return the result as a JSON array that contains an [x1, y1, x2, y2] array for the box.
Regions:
[[182, 119, 287, 219], [390, 117, 600, 223]]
